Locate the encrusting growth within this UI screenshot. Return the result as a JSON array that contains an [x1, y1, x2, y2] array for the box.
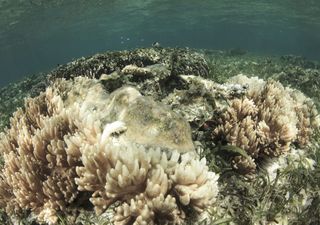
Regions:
[[0, 77, 219, 224]]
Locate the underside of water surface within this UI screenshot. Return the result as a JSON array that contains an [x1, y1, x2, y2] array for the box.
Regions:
[[1, 0, 320, 86]]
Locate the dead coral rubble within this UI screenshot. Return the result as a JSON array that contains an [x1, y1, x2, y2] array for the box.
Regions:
[[0, 77, 219, 225]]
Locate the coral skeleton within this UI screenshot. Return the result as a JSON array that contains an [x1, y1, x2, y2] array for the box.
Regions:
[[0, 77, 219, 224]]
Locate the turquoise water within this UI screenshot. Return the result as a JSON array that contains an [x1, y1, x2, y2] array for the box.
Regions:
[[1, 0, 320, 86]]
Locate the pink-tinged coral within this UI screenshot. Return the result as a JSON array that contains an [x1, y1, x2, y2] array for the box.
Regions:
[[0, 77, 219, 224], [76, 129, 219, 224], [213, 75, 319, 175]]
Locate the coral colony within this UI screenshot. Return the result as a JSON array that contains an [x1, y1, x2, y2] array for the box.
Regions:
[[212, 75, 319, 176], [0, 49, 319, 225], [0, 77, 218, 224]]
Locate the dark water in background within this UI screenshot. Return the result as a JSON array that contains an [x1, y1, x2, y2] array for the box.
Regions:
[[0, 0, 320, 87]]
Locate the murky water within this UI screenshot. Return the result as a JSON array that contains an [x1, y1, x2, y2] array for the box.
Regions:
[[1, 0, 320, 86]]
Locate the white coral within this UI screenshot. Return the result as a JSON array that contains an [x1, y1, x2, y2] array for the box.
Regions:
[[104, 143, 151, 200], [0, 77, 219, 224], [77, 137, 219, 222], [145, 165, 170, 198], [171, 154, 219, 212], [214, 75, 319, 174]]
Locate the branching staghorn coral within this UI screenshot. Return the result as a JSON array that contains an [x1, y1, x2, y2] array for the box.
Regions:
[[212, 75, 320, 175], [0, 76, 219, 224]]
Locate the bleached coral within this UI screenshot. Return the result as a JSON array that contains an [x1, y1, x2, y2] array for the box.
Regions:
[[171, 154, 219, 212], [0, 85, 81, 224], [213, 75, 320, 174], [0, 76, 219, 224], [77, 126, 219, 224], [113, 193, 183, 225]]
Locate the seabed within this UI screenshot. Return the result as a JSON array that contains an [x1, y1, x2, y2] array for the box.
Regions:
[[0, 47, 319, 225]]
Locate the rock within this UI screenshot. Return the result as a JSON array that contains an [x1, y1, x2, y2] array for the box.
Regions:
[[101, 86, 195, 153], [48, 47, 209, 81]]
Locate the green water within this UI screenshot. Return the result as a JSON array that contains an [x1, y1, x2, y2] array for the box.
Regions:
[[0, 0, 320, 86]]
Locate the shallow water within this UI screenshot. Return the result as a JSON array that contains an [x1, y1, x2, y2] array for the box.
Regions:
[[1, 0, 320, 86]]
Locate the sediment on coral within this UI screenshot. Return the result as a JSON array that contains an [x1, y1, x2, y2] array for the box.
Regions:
[[0, 76, 219, 225], [211, 74, 320, 175]]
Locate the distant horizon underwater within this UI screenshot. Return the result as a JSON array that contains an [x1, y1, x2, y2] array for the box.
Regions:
[[0, 0, 320, 87]]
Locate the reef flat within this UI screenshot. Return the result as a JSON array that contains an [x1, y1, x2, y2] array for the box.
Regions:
[[0, 47, 319, 225]]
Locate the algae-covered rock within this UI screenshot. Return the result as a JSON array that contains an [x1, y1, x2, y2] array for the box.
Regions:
[[0, 47, 209, 132], [101, 86, 195, 153], [163, 74, 247, 129], [48, 47, 209, 81]]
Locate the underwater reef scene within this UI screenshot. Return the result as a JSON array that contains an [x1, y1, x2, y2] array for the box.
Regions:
[[0, 47, 320, 225]]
